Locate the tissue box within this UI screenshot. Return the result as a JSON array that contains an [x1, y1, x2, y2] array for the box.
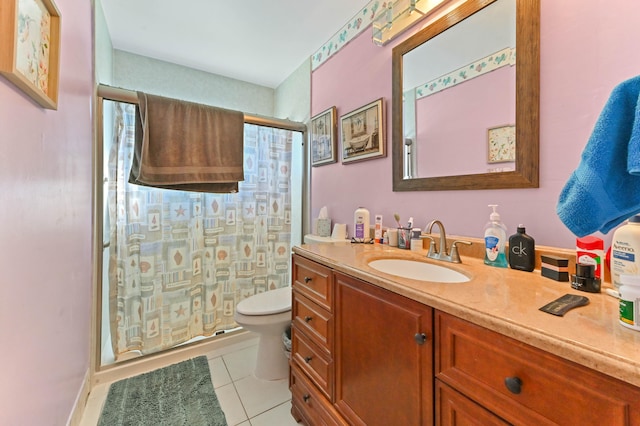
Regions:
[[316, 218, 331, 237]]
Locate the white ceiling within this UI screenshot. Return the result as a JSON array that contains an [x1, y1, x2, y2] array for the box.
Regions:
[[100, 0, 371, 89]]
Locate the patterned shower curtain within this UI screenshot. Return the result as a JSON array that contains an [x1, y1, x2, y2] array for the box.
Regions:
[[108, 102, 293, 358]]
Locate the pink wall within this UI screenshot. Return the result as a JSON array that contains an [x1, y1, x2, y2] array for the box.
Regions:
[[311, 0, 640, 249], [416, 67, 516, 177], [0, 0, 94, 424]]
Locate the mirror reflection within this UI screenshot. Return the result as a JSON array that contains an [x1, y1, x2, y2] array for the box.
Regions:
[[392, 0, 539, 191], [403, 0, 516, 179]]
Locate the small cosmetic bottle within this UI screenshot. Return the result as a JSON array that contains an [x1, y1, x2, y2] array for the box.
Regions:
[[410, 229, 423, 251]]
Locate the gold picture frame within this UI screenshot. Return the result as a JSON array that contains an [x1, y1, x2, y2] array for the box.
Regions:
[[310, 106, 338, 167], [340, 98, 385, 164], [0, 0, 61, 109]]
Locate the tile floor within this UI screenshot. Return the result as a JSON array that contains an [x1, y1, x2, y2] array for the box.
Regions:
[[80, 338, 301, 426]]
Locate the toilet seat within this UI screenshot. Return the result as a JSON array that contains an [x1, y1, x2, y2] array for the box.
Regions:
[[304, 234, 350, 244], [236, 287, 291, 315]]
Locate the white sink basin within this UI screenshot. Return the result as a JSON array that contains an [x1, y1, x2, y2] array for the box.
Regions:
[[368, 259, 470, 283]]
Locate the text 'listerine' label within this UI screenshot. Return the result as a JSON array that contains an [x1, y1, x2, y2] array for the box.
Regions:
[[620, 299, 635, 325]]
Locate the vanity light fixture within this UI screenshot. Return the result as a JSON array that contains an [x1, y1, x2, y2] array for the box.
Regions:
[[372, 0, 449, 46]]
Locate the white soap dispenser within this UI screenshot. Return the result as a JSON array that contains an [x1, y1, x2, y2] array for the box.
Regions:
[[484, 204, 508, 268]]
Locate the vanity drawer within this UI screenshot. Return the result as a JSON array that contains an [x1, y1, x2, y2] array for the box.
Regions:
[[436, 311, 640, 425], [292, 325, 333, 400], [291, 363, 345, 426], [436, 380, 508, 426], [293, 291, 333, 352], [293, 255, 333, 311]]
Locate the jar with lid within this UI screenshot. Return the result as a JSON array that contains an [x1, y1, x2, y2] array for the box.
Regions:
[[619, 274, 640, 331]]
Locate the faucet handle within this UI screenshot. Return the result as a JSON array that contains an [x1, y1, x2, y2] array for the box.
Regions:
[[420, 235, 437, 255], [450, 240, 472, 263]]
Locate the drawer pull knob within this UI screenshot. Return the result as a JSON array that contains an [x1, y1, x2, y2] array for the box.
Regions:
[[304, 356, 313, 363], [303, 394, 311, 403], [304, 316, 313, 322], [414, 333, 428, 345], [505, 376, 523, 394], [304, 276, 312, 283]]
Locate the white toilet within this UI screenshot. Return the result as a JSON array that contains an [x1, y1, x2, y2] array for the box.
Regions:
[[234, 287, 292, 380]]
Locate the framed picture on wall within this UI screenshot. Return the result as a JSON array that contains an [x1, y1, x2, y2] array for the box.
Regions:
[[310, 106, 338, 167], [340, 98, 385, 164], [487, 124, 516, 163], [0, 0, 61, 109]]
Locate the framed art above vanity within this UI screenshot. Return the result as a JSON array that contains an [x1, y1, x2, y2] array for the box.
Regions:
[[311, 106, 338, 167], [340, 98, 385, 164]]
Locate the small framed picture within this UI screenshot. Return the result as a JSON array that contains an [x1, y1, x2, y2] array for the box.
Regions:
[[310, 106, 338, 167], [340, 98, 385, 164], [0, 0, 61, 109], [487, 125, 516, 163]]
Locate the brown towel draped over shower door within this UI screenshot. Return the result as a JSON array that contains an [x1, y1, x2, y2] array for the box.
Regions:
[[129, 91, 245, 193]]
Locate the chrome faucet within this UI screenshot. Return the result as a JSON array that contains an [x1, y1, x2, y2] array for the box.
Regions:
[[421, 220, 472, 263]]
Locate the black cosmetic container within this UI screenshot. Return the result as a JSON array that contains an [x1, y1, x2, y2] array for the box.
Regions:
[[571, 263, 601, 293]]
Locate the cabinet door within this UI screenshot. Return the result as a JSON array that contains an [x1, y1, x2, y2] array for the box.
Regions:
[[334, 272, 433, 426]]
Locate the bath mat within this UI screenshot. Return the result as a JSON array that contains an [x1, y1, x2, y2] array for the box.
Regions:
[[98, 356, 227, 426]]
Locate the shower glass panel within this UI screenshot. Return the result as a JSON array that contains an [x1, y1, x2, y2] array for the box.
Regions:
[[99, 99, 305, 367]]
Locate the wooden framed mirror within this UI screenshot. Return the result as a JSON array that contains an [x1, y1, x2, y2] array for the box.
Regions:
[[392, 0, 539, 191]]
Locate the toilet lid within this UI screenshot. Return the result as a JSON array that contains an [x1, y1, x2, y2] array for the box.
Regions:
[[236, 287, 292, 315]]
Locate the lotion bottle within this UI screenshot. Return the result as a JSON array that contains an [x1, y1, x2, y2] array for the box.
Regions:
[[354, 207, 370, 242], [612, 215, 640, 291], [484, 204, 508, 268], [508, 225, 535, 272]]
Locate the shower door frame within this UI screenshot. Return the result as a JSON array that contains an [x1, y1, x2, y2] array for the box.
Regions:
[[91, 84, 310, 383]]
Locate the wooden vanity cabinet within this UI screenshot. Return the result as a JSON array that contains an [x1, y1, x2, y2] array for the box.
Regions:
[[291, 253, 640, 426], [291, 255, 344, 425], [334, 272, 434, 426], [435, 311, 640, 425], [290, 254, 433, 426]]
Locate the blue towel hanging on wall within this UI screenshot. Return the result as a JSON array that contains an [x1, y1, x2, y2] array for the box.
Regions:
[[557, 75, 640, 236]]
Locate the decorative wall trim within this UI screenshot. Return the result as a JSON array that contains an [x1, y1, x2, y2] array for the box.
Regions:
[[311, 0, 381, 71], [415, 47, 515, 99]]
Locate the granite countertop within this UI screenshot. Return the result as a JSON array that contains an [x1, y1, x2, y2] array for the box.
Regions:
[[293, 242, 640, 388]]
